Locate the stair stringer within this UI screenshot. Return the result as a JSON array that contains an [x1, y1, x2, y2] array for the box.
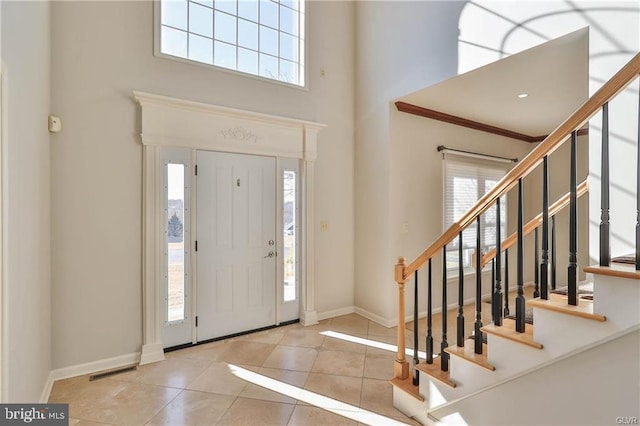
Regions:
[[393, 273, 640, 422], [427, 325, 640, 425]]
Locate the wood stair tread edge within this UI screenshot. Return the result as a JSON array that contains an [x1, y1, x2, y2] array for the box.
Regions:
[[444, 342, 495, 371], [415, 362, 457, 388], [389, 377, 424, 402], [480, 319, 543, 349], [584, 264, 640, 280], [527, 294, 606, 322]]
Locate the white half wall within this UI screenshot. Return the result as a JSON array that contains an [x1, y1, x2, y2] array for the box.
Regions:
[[1, 1, 52, 402]]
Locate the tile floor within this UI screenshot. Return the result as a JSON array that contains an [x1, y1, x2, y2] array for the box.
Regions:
[[49, 313, 426, 426]]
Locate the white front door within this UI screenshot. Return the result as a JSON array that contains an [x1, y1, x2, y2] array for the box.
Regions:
[[196, 151, 277, 341]]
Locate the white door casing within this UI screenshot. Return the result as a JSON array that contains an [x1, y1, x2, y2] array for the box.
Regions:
[[196, 151, 276, 341], [135, 92, 324, 364]]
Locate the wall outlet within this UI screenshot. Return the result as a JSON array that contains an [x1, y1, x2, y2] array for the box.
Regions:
[[48, 115, 62, 133], [402, 222, 409, 234]]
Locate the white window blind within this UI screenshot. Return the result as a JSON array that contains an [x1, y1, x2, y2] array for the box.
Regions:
[[443, 152, 509, 271]]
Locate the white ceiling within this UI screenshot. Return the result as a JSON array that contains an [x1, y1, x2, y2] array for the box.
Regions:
[[398, 28, 589, 137]]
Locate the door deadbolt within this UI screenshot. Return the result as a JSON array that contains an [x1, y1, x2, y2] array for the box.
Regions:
[[268, 240, 275, 246], [264, 251, 275, 258]]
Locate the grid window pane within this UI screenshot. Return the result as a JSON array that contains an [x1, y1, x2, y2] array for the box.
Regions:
[[193, 0, 214, 7], [279, 4, 298, 35], [281, 0, 297, 11], [215, 0, 237, 14], [238, 19, 258, 49], [189, 33, 213, 63], [161, 26, 188, 57], [189, 2, 213, 37], [279, 32, 297, 62], [238, 47, 258, 74], [214, 40, 236, 69], [259, 25, 278, 56], [279, 58, 297, 83], [215, 11, 237, 44], [160, 0, 304, 86], [259, 53, 278, 78], [238, 0, 258, 22], [260, 0, 278, 28], [162, 0, 188, 30]]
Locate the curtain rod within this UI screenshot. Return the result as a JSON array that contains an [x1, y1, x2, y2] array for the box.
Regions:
[[437, 145, 518, 164]]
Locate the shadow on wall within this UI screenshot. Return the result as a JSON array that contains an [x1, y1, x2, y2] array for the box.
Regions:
[[458, 0, 640, 259]]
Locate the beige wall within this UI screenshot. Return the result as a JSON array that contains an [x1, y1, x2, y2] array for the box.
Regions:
[[50, 0, 355, 369], [1, 1, 52, 402], [354, 1, 465, 322]]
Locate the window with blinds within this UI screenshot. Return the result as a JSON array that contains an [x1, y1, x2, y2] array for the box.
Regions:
[[443, 152, 509, 273]]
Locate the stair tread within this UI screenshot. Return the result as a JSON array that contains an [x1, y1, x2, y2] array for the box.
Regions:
[[481, 318, 543, 349], [584, 263, 640, 280], [415, 362, 457, 388], [445, 341, 495, 371], [528, 293, 606, 322], [389, 377, 424, 402]]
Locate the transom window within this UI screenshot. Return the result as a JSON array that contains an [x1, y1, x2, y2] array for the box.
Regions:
[[158, 0, 305, 86], [443, 152, 509, 272]]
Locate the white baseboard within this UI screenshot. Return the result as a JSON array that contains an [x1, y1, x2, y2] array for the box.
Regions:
[[42, 352, 141, 402], [317, 306, 355, 321], [140, 343, 165, 366], [300, 309, 319, 326], [354, 307, 395, 328]]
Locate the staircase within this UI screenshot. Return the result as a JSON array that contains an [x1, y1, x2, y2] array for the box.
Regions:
[[390, 53, 640, 425]]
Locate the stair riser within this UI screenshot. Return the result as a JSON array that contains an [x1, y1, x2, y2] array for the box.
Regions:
[[417, 374, 460, 410], [448, 357, 496, 393], [486, 334, 548, 375], [392, 388, 429, 425], [533, 308, 615, 357], [593, 274, 640, 329]]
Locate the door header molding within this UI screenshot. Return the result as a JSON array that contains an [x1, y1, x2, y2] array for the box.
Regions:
[[134, 91, 325, 160]]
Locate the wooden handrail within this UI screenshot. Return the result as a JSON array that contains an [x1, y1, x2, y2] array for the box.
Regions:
[[402, 51, 640, 281], [480, 180, 589, 268]]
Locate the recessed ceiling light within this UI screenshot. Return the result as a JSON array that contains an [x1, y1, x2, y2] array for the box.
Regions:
[[517, 93, 529, 99]]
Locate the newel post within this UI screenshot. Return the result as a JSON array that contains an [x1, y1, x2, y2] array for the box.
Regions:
[[394, 257, 409, 379]]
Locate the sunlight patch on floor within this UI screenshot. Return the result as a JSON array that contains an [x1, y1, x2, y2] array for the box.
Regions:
[[228, 364, 408, 426], [320, 330, 428, 359]]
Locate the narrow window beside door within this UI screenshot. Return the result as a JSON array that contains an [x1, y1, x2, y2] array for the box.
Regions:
[[167, 163, 186, 322], [283, 170, 296, 302]]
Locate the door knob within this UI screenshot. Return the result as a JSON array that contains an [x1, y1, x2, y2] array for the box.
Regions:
[[264, 251, 275, 258], [268, 240, 275, 246]]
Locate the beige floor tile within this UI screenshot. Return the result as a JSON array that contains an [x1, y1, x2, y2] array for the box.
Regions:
[[239, 367, 309, 404], [359, 378, 406, 418], [69, 418, 115, 426], [214, 340, 277, 366], [135, 357, 211, 389], [279, 329, 326, 348], [303, 373, 362, 408], [366, 322, 397, 337], [311, 351, 365, 378], [164, 340, 228, 361], [72, 382, 180, 425], [49, 376, 128, 412], [217, 397, 295, 425], [146, 389, 235, 425], [186, 361, 250, 396], [287, 405, 358, 426], [364, 334, 401, 358], [262, 346, 319, 372], [321, 335, 367, 354], [328, 315, 370, 335], [363, 354, 394, 380], [238, 328, 287, 345]]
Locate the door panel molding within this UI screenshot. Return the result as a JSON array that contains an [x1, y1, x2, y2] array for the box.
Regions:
[[134, 92, 325, 363]]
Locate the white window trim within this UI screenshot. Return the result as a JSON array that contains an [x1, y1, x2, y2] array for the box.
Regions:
[[153, 0, 309, 90], [134, 91, 325, 365]]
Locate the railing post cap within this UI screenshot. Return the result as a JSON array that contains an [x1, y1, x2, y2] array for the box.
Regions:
[[397, 256, 407, 265]]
